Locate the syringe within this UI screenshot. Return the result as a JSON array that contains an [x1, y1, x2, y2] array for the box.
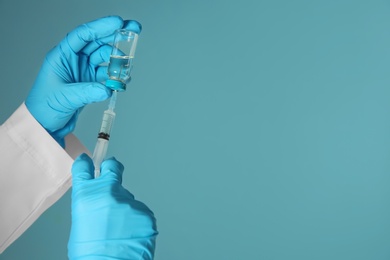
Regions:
[[92, 91, 118, 178], [92, 29, 138, 178]]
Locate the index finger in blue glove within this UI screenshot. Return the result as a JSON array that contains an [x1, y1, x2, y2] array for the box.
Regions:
[[96, 66, 109, 82], [100, 157, 125, 184], [72, 153, 94, 183], [89, 44, 112, 67], [80, 20, 142, 56], [51, 82, 111, 114], [65, 15, 124, 54]]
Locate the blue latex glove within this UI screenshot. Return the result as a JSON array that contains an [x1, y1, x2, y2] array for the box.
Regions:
[[68, 154, 158, 260], [25, 16, 142, 147]]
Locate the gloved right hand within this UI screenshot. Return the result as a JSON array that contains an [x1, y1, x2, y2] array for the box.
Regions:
[[68, 154, 157, 259], [25, 16, 142, 147]]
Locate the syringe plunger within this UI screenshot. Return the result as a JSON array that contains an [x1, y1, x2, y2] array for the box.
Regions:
[[92, 138, 109, 178]]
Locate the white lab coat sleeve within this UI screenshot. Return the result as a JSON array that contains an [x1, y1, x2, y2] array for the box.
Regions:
[[0, 103, 88, 253]]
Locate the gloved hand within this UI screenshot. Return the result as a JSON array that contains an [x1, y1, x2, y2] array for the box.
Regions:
[[68, 154, 158, 260], [25, 16, 142, 147]]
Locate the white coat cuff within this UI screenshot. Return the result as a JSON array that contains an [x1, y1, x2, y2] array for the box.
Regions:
[[0, 103, 88, 253]]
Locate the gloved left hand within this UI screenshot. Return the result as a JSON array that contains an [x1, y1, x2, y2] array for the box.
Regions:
[[25, 16, 141, 147]]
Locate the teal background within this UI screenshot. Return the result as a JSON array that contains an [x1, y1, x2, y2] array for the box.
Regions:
[[1, 0, 390, 259]]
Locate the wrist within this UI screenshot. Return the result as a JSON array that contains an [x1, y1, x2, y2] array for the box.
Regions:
[[68, 238, 157, 260]]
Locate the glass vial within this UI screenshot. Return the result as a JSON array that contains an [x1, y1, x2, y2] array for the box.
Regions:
[[106, 29, 139, 91]]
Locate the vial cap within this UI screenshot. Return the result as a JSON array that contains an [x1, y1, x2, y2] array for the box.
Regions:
[[106, 79, 126, 91]]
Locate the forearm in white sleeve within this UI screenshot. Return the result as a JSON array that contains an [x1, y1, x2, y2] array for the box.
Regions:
[[0, 103, 88, 253]]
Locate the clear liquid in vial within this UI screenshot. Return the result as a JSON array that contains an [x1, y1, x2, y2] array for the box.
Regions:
[[108, 55, 133, 83]]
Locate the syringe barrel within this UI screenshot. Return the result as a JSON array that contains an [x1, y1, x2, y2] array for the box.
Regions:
[[99, 109, 116, 137], [93, 109, 115, 178], [92, 138, 109, 178]]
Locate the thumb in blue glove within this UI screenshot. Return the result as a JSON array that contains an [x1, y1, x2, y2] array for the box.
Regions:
[[25, 16, 142, 147], [68, 154, 157, 260]]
